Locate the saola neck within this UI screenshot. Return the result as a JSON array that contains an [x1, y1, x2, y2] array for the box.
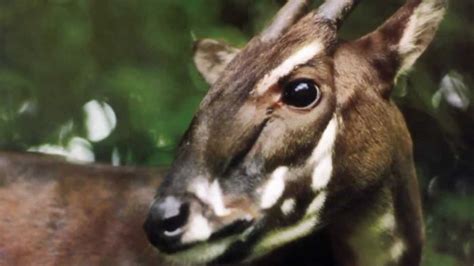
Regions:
[[251, 183, 422, 266], [329, 184, 422, 266]]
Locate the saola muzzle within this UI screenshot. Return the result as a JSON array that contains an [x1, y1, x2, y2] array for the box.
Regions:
[[144, 196, 254, 254], [144, 0, 446, 265]]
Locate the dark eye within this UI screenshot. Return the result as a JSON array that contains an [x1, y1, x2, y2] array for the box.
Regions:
[[282, 79, 320, 109]]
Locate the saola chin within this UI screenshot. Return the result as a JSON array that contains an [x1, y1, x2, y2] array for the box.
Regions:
[[144, 0, 447, 265]]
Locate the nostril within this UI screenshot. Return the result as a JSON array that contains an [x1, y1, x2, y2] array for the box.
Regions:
[[160, 202, 190, 236], [144, 196, 192, 253]]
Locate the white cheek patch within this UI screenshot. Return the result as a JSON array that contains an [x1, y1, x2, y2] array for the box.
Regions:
[[260, 166, 288, 209], [280, 198, 296, 216], [250, 118, 338, 260], [189, 178, 231, 217], [181, 213, 212, 244], [311, 156, 333, 192], [398, 0, 446, 75], [305, 191, 327, 216], [256, 41, 324, 95], [309, 116, 339, 191]]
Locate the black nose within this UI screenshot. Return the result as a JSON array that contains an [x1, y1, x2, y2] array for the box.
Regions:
[[143, 196, 190, 253]]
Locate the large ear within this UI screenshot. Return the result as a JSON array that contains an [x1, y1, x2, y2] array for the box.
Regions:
[[193, 39, 240, 85], [357, 0, 447, 79]]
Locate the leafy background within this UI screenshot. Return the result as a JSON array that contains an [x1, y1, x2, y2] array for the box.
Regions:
[[0, 0, 472, 265]]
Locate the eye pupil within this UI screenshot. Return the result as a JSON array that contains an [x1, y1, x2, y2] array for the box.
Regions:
[[282, 79, 320, 108]]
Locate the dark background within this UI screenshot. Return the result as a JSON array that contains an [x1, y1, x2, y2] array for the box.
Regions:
[[0, 0, 472, 265]]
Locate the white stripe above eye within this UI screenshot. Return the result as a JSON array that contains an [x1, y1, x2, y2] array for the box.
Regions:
[[256, 41, 324, 95], [309, 115, 338, 191]]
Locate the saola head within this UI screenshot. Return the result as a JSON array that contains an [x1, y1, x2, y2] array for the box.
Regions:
[[144, 0, 446, 264]]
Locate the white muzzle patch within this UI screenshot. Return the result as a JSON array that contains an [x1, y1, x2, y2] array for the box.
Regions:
[[189, 177, 231, 217], [181, 213, 212, 244], [181, 178, 231, 244]]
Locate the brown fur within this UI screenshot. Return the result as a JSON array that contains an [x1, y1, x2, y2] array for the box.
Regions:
[[324, 38, 424, 265], [180, 0, 444, 265], [0, 0, 444, 265], [0, 152, 165, 266]]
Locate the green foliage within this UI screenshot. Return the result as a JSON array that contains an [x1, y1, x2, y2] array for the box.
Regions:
[[0, 0, 473, 264]]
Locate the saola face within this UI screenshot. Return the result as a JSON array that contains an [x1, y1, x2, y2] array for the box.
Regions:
[[144, 0, 446, 265], [147, 18, 339, 263]]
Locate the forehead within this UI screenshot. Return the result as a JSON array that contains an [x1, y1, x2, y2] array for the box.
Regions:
[[200, 16, 335, 111]]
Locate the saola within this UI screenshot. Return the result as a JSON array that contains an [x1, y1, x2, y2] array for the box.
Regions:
[[144, 0, 447, 265]]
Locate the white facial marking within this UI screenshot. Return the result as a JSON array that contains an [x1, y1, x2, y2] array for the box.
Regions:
[[398, 0, 446, 75], [181, 214, 212, 244], [191, 177, 210, 202], [168, 236, 238, 264], [280, 198, 296, 216], [260, 166, 288, 209], [309, 116, 338, 191], [305, 191, 327, 216], [189, 177, 231, 217], [256, 41, 324, 95], [209, 180, 231, 216], [251, 216, 319, 260], [250, 118, 338, 260], [311, 156, 333, 191]]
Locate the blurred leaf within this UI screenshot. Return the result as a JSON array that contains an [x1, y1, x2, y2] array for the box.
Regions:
[[438, 71, 471, 111], [435, 194, 474, 222], [431, 90, 443, 110], [423, 243, 458, 266]]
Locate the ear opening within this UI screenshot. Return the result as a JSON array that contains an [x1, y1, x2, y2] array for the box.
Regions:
[[193, 39, 240, 85], [355, 0, 447, 83], [396, 0, 446, 75]]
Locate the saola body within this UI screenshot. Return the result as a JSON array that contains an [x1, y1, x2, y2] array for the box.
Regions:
[[144, 0, 446, 265], [0, 152, 164, 265]]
